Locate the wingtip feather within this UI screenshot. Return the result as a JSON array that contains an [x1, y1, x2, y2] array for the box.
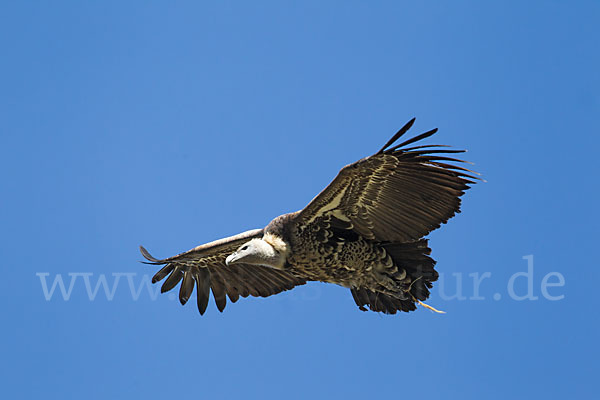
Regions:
[[387, 127, 439, 153], [139, 245, 159, 262], [377, 118, 417, 154]]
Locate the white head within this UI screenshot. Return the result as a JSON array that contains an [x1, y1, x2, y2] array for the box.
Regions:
[[225, 238, 287, 269]]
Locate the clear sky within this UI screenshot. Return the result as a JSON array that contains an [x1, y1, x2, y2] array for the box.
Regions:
[[1, 1, 598, 399]]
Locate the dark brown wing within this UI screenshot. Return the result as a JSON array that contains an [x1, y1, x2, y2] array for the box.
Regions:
[[296, 118, 478, 242], [140, 229, 306, 315]]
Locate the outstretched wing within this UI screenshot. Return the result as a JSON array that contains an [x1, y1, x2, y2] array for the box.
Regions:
[[140, 229, 306, 315], [296, 118, 478, 242]]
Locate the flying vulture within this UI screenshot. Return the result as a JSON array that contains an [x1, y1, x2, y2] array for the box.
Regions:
[[140, 118, 477, 315]]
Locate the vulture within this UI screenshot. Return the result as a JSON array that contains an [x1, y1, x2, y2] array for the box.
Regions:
[[140, 118, 478, 315]]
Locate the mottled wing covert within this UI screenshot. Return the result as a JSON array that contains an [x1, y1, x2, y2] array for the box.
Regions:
[[296, 118, 478, 242]]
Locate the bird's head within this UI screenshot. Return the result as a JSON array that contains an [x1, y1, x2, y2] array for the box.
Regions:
[[225, 237, 287, 269]]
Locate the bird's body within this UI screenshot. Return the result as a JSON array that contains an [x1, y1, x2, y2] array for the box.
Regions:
[[268, 212, 383, 286], [141, 119, 477, 315]]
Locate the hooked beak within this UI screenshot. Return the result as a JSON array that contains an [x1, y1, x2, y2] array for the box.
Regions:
[[225, 252, 239, 266]]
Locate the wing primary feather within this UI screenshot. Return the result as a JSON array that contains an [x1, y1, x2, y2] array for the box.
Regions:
[[139, 246, 164, 264], [425, 161, 481, 176], [216, 267, 241, 303], [418, 155, 474, 166], [376, 118, 416, 154], [152, 264, 175, 283], [179, 271, 195, 305], [195, 269, 211, 315], [161, 268, 183, 293], [400, 144, 451, 152], [386, 128, 438, 153], [398, 162, 479, 181], [404, 149, 466, 156], [210, 270, 228, 312]]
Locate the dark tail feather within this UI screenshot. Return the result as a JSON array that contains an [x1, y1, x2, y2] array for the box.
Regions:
[[349, 288, 417, 314], [383, 239, 438, 301], [349, 239, 438, 314]]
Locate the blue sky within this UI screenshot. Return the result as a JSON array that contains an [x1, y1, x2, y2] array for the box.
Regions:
[[1, 1, 598, 398]]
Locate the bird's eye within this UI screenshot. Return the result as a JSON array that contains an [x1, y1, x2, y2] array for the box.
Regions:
[[241, 245, 248, 251]]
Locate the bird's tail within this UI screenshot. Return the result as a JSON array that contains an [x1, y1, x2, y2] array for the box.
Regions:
[[349, 239, 440, 314], [383, 239, 438, 302]]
